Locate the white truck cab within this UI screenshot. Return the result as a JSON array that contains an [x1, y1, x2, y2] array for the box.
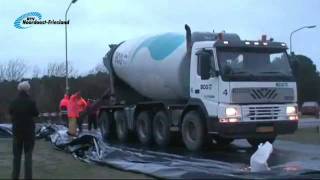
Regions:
[[189, 34, 298, 147]]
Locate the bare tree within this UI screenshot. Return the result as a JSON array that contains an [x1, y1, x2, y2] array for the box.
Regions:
[[46, 62, 78, 77], [4, 59, 27, 81], [32, 65, 42, 78], [88, 63, 108, 74], [0, 64, 5, 82], [47, 62, 64, 77]]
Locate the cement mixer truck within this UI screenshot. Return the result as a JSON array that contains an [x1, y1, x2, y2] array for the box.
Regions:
[[98, 25, 298, 151]]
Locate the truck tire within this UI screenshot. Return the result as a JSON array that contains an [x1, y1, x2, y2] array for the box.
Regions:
[[214, 137, 234, 146], [247, 137, 276, 148], [182, 111, 206, 151], [136, 111, 153, 145], [153, 111, 171, 147], [114, 110, 129, 142], [99, 111, 113, 140]]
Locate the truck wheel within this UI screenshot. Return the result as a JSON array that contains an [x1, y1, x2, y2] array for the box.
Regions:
[[182, 111, 206, 151], [114, 110, 129, 142], [247, 137, 276, 148], [214, 137, 234, 146], [153, 111, 171, 147], [136, 111, 153, 145], [99, 111, 113, 140]]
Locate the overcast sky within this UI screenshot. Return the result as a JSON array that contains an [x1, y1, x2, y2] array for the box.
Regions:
[[1, 0, 319, 76]]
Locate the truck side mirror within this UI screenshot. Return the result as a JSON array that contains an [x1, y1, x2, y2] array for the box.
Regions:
[[196, 51, 211, 80]]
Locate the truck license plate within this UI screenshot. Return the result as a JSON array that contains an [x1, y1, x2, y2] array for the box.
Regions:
[[256, 126, 274, 133]]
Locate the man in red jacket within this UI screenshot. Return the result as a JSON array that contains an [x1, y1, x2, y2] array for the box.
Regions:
[[59, 94, 69, 127], [77, 96, 87, 133], [67, 91, 87, 136], [67, 92, 80, 136]]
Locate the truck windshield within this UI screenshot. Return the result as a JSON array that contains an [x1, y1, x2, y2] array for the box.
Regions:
[[217, 48, 294, 81]]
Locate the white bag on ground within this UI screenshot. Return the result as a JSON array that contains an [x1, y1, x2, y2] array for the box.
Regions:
[[250, 141, 273, 172]]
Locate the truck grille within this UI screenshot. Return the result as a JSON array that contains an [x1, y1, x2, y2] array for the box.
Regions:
[[250, 88, 277, 100], [232, 88, 294, 104], [242, 106, 283, 121]]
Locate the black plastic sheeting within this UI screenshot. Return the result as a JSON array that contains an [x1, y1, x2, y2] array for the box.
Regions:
[[1, 123, 320, 179]]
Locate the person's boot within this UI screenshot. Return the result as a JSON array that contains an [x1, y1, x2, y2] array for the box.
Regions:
[[67, 131, 76, 137], [67, 131, 72, 136]]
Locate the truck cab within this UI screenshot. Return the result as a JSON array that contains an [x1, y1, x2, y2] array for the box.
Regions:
[[189, 34, 298, 147]]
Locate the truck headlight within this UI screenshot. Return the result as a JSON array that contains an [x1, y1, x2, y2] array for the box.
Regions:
[[286, 106, 296, 115], [226, 107, 238, 117]]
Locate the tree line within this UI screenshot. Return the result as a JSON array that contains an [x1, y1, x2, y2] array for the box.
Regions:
[[0, 54, 319, 122], [0, 60, 109, 122], [290, 54, 320, 105], [0, 59, 108, 81]]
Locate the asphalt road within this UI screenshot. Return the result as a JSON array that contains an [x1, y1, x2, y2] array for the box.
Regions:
[[109, 133, 320, 169], [299, 117, 320, 128]]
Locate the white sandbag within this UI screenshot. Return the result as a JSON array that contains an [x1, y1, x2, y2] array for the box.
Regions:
[[250, 141, 273, 172]]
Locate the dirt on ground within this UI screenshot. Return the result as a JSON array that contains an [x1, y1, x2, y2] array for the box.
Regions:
[[0, 138, 150, 179]]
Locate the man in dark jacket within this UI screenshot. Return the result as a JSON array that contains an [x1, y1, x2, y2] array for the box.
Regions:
[[87, 99, 98, 131], [9, 81, 39, 179]]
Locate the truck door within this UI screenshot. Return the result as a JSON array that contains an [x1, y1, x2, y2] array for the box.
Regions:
[[190, 48, 219, 116]]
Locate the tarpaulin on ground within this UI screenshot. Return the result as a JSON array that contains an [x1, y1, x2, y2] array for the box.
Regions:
[[1, 123, 320, 178], [0, 124, 12, 138]]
